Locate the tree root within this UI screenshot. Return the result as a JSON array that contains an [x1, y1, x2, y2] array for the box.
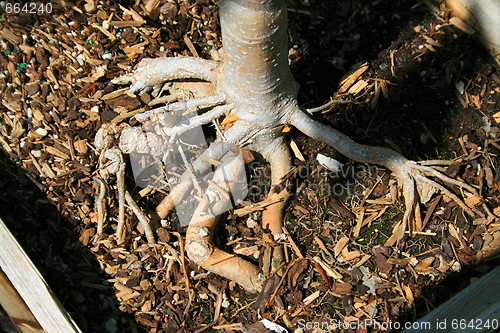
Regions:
[[251, 136, 292, 270], [184, 145, 263, 292], [289, 108, 485, 246], [125, 191, 156, 244], [98, 48, 493, 293], [94, 126, 156, 244], [155, 123, 255, 219], [133, 94, 227, 122], [112, 57, 220, 94]]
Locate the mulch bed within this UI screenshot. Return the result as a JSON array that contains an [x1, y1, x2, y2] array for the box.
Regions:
[[0, 0, 499, 332]]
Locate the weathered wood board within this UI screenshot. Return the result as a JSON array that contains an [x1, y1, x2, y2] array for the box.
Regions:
[[446, 0, 500, 55], [404, 266, 500, 332], [0, 218, 82, 333]]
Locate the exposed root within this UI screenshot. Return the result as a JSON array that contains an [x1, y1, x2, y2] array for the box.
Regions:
[[290, 108, 483, 246], [183, 142, 265, 291], [133, 94, 227, 122], [254, 136, 292, 270], [98, 148, 128, 243], [185, 215, 262, 293], [412, 162, 479, 196], [112, 57, 220, 94], [125, 191, 156, 244], [94, 177, 107, 235], [94, 124, 157, 244], [156, 123, 255, 219], [416, 174, 475, 216], [165, 105, 231, 138], [306, 98, 352, 114], [115, 166, 126, 243]]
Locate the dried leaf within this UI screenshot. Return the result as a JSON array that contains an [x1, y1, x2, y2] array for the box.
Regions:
[[221, 115, 241, 125], [288, 258, 308, 288]]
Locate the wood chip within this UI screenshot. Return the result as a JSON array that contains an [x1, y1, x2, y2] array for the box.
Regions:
[[312, 256, 342, 280], [353, 207, 365, 237], [101, 87, 129, 101], [74, 140, 88, 154], [333, 236, 349, 257], [0, 28, 22, 44], [303, 290, 321, 306], [45, 146, 70, 160], [338, 62, 369, 93], [233, 197, 283, 217], [184, 35, 200, 57], [290, 139, 305, 162], [449, 17, 475, 35], [347, 79, 369, 95]]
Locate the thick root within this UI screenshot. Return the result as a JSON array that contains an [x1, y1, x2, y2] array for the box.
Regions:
[[185, 156, 263, 292], [156, 123, 256, 219], [112, 57, 220, 95], [254, 136, 293, 270], [290, 108, 482, 246], [133, 95, 228, 122], [186, 216, 262, 293]]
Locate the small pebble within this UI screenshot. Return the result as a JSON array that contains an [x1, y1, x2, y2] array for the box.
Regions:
[[104, 318, 118, 333], [35, 128, 48, 137]]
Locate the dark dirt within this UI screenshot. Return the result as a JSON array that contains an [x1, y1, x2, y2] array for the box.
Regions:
[[0, 0, 498, 332]]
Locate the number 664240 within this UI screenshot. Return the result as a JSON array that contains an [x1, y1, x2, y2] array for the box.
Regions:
[[4, 2, 53, 15]]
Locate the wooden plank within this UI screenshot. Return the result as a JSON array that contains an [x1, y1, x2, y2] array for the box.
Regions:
[[446, 0, 500, 54], [404, 266, 500, 332], [0, 270, 43, 333], [0, 218, 82, 333]]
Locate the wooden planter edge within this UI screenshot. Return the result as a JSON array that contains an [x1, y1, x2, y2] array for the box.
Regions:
[[0, 218, 82, 333]]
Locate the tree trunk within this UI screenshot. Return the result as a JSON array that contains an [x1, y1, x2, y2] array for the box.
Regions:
[[218, 0, 298, 126]]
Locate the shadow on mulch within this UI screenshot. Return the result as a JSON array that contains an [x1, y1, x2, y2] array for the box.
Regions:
[[289, 0, 499, 327], [291, 0, 497, 159], [0, 150, 143, 333], [395, 258, 500, 330]]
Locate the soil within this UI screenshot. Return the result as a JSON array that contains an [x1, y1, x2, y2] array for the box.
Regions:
[[0, 0, 499, 332]]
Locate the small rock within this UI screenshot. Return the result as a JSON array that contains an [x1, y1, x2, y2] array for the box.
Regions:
[[35, 128, 48, 137], [104, 318, 118, 333], [451, 261, 461, 272]]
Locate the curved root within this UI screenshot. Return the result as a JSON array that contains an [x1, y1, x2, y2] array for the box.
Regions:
[[186, 215, 262, 293], [184, 149, 263, 292], [156, 123, 256, 219], [112, 57, 220, 95], [251, 136, 293, 271]]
